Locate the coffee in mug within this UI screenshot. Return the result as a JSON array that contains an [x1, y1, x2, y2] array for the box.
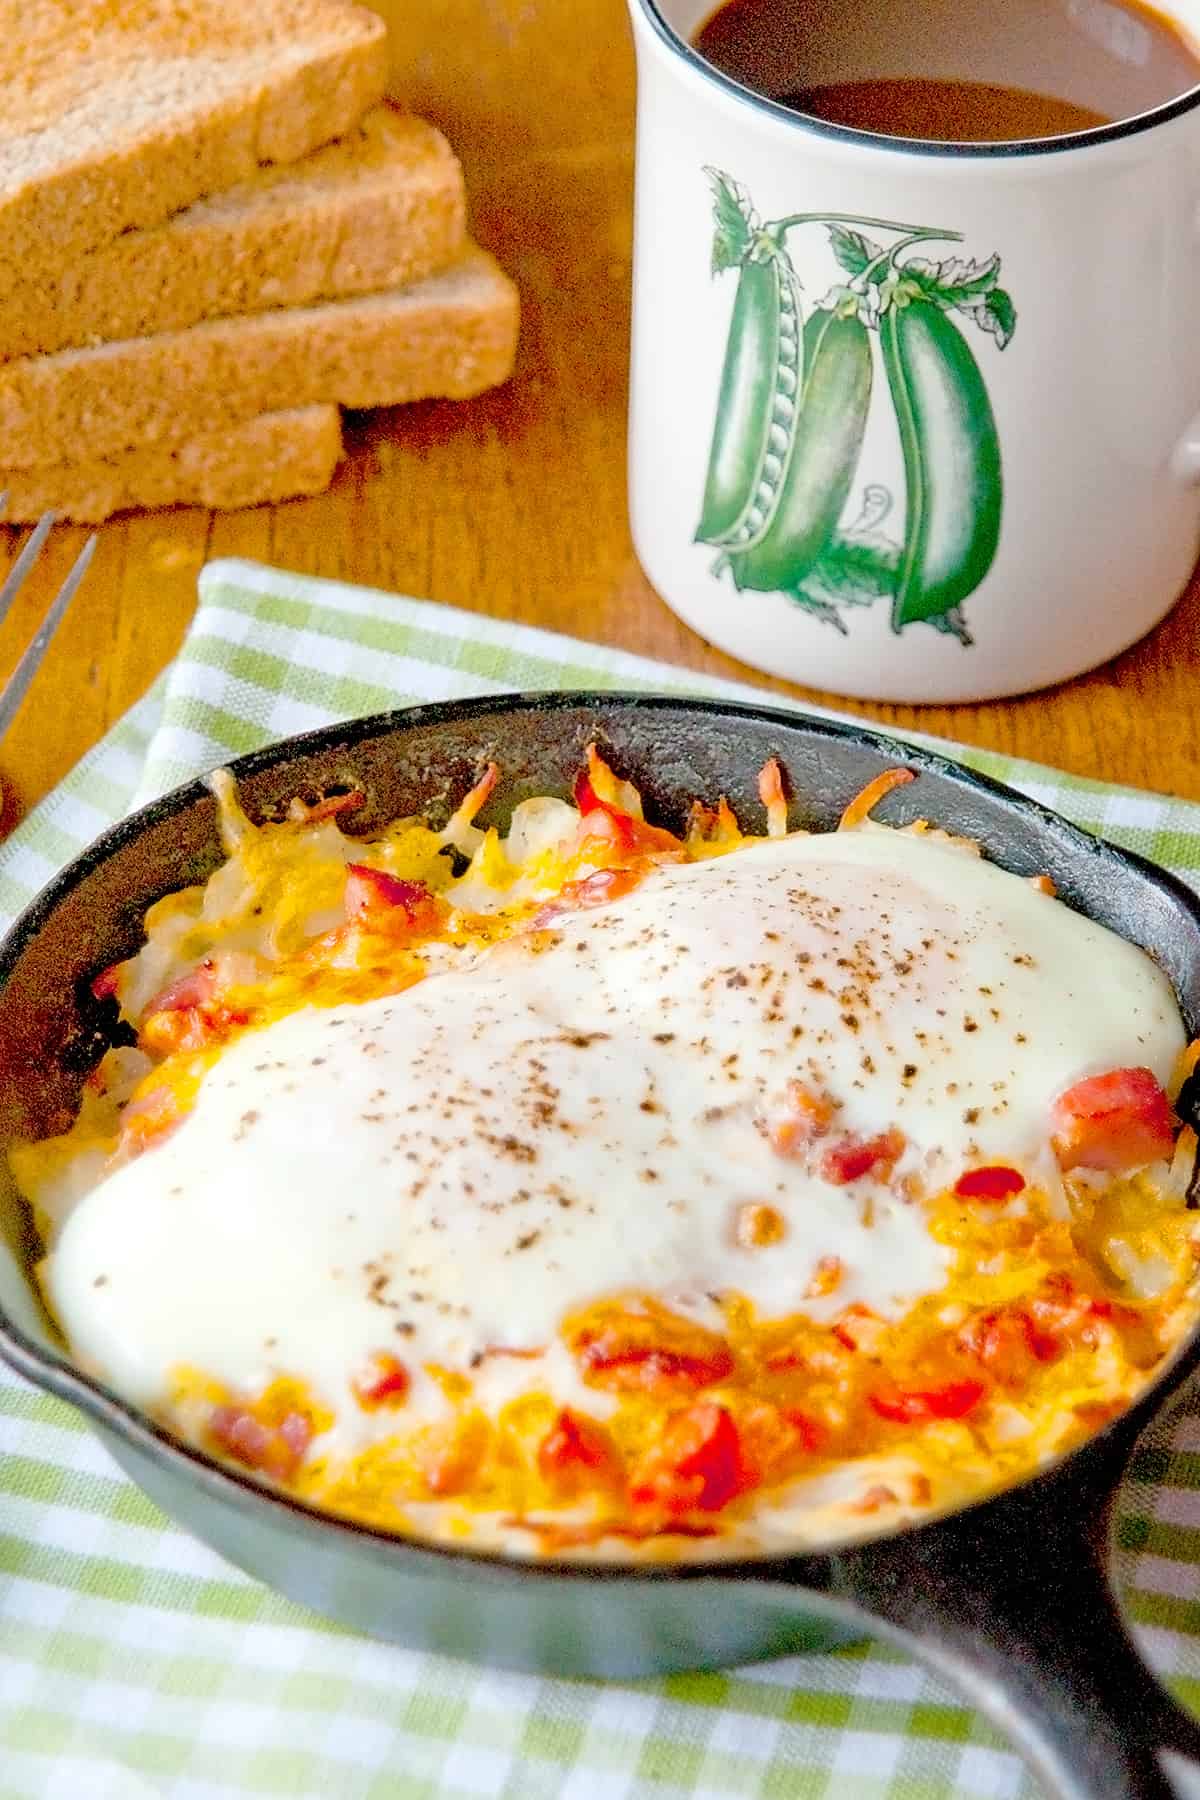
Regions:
[[692, 0, 1200, 142]]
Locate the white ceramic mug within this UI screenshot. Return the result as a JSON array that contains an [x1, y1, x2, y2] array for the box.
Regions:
[[625, 0, 1200, 701]]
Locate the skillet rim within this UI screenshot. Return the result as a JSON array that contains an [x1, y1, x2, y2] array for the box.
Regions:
[[2, 686, 1199, 1587]]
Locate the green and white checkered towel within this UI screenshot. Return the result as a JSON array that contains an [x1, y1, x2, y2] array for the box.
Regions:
[[1, 556, 1198, 1800]]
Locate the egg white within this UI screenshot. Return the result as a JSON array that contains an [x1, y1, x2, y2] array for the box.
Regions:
[[45, 823, 1185, 1473]]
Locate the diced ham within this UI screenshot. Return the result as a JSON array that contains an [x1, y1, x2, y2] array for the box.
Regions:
[[781, 1409, 826, 1453], [278, 1412, 314, 1458], [344, 866, 443, 934], [1051, 1067, 1176, 1173], [146, 962, 219, 1015], [530, 865, 643, 927], [820, 1128, 905, 1186], [139, 959, 250, 1056], [209, 1405, 311, 1480]]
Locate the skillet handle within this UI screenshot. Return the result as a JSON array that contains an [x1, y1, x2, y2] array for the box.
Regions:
[[825, 1476, 1200, 1800]]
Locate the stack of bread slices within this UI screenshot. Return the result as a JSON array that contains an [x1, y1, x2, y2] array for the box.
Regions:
[[0, 0, 519, 522]]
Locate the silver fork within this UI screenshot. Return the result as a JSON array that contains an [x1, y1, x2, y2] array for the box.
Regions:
[[0, 504, 98, 739]]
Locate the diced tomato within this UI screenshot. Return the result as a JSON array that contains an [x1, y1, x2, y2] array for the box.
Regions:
[[581, 1340, 735, 1393], [351, 1352, 410, 1410], [769, 1081, 834, 1157], [537, 1409, 621, 1488], [1051, 1067, 1176, 1173], [959, 1272, 1141, 1385], [209, 1405, 311, 1480], [140, 960, 249, 1055], [820, 1127, 905, 1186], [954, 1165, 1026, 1202], [731, 1398, 823, 1484], [630, 1402, 748, 1514], [573, 1312, 735, 1394], [572, 771, 679, 858], [869, 1380, 985, 1424], [781, 1409, 826, 1453], [90, 962, 122, 1002], [574, 769, 615, 820], [1026, 1272, 1143, 1349], [531, 864, 644, 928], [344, 866, 444, 935], [959, 1308, 1055, 1385]]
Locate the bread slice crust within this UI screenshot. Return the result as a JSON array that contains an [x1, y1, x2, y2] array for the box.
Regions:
[[0, 1, 389, 289], [0, 405, 344, 522], [0, 245, 520, 466], [0, 109, 466, 362]]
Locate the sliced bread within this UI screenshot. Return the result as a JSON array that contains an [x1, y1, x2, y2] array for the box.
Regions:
[[0, 109, 467, 361], [1, 1, 388, 291], [0, 406, 344, 523], [0, 245, 520, 467]]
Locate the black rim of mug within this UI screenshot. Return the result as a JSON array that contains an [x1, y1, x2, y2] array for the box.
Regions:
[[633, 0, 1200, 158]]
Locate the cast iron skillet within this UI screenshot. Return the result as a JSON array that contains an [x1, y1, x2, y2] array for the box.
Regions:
[[2, 693, 1200, 1799]]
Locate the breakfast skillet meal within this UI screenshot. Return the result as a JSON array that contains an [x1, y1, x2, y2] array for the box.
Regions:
[[10, 750, 1200, 1561]]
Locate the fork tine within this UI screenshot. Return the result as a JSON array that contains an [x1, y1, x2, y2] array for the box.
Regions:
[[0, 509, 58, 635], [0, 533, 98, 739]]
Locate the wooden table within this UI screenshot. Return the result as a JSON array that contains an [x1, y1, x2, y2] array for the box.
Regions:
[[3, 0, 1199, 823]]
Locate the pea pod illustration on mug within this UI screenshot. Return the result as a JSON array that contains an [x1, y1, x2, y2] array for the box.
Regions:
[[696, 170, 1018, 645]]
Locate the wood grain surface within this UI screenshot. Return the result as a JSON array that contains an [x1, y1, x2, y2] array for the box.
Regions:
[[2, 0, 1198, 825]]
